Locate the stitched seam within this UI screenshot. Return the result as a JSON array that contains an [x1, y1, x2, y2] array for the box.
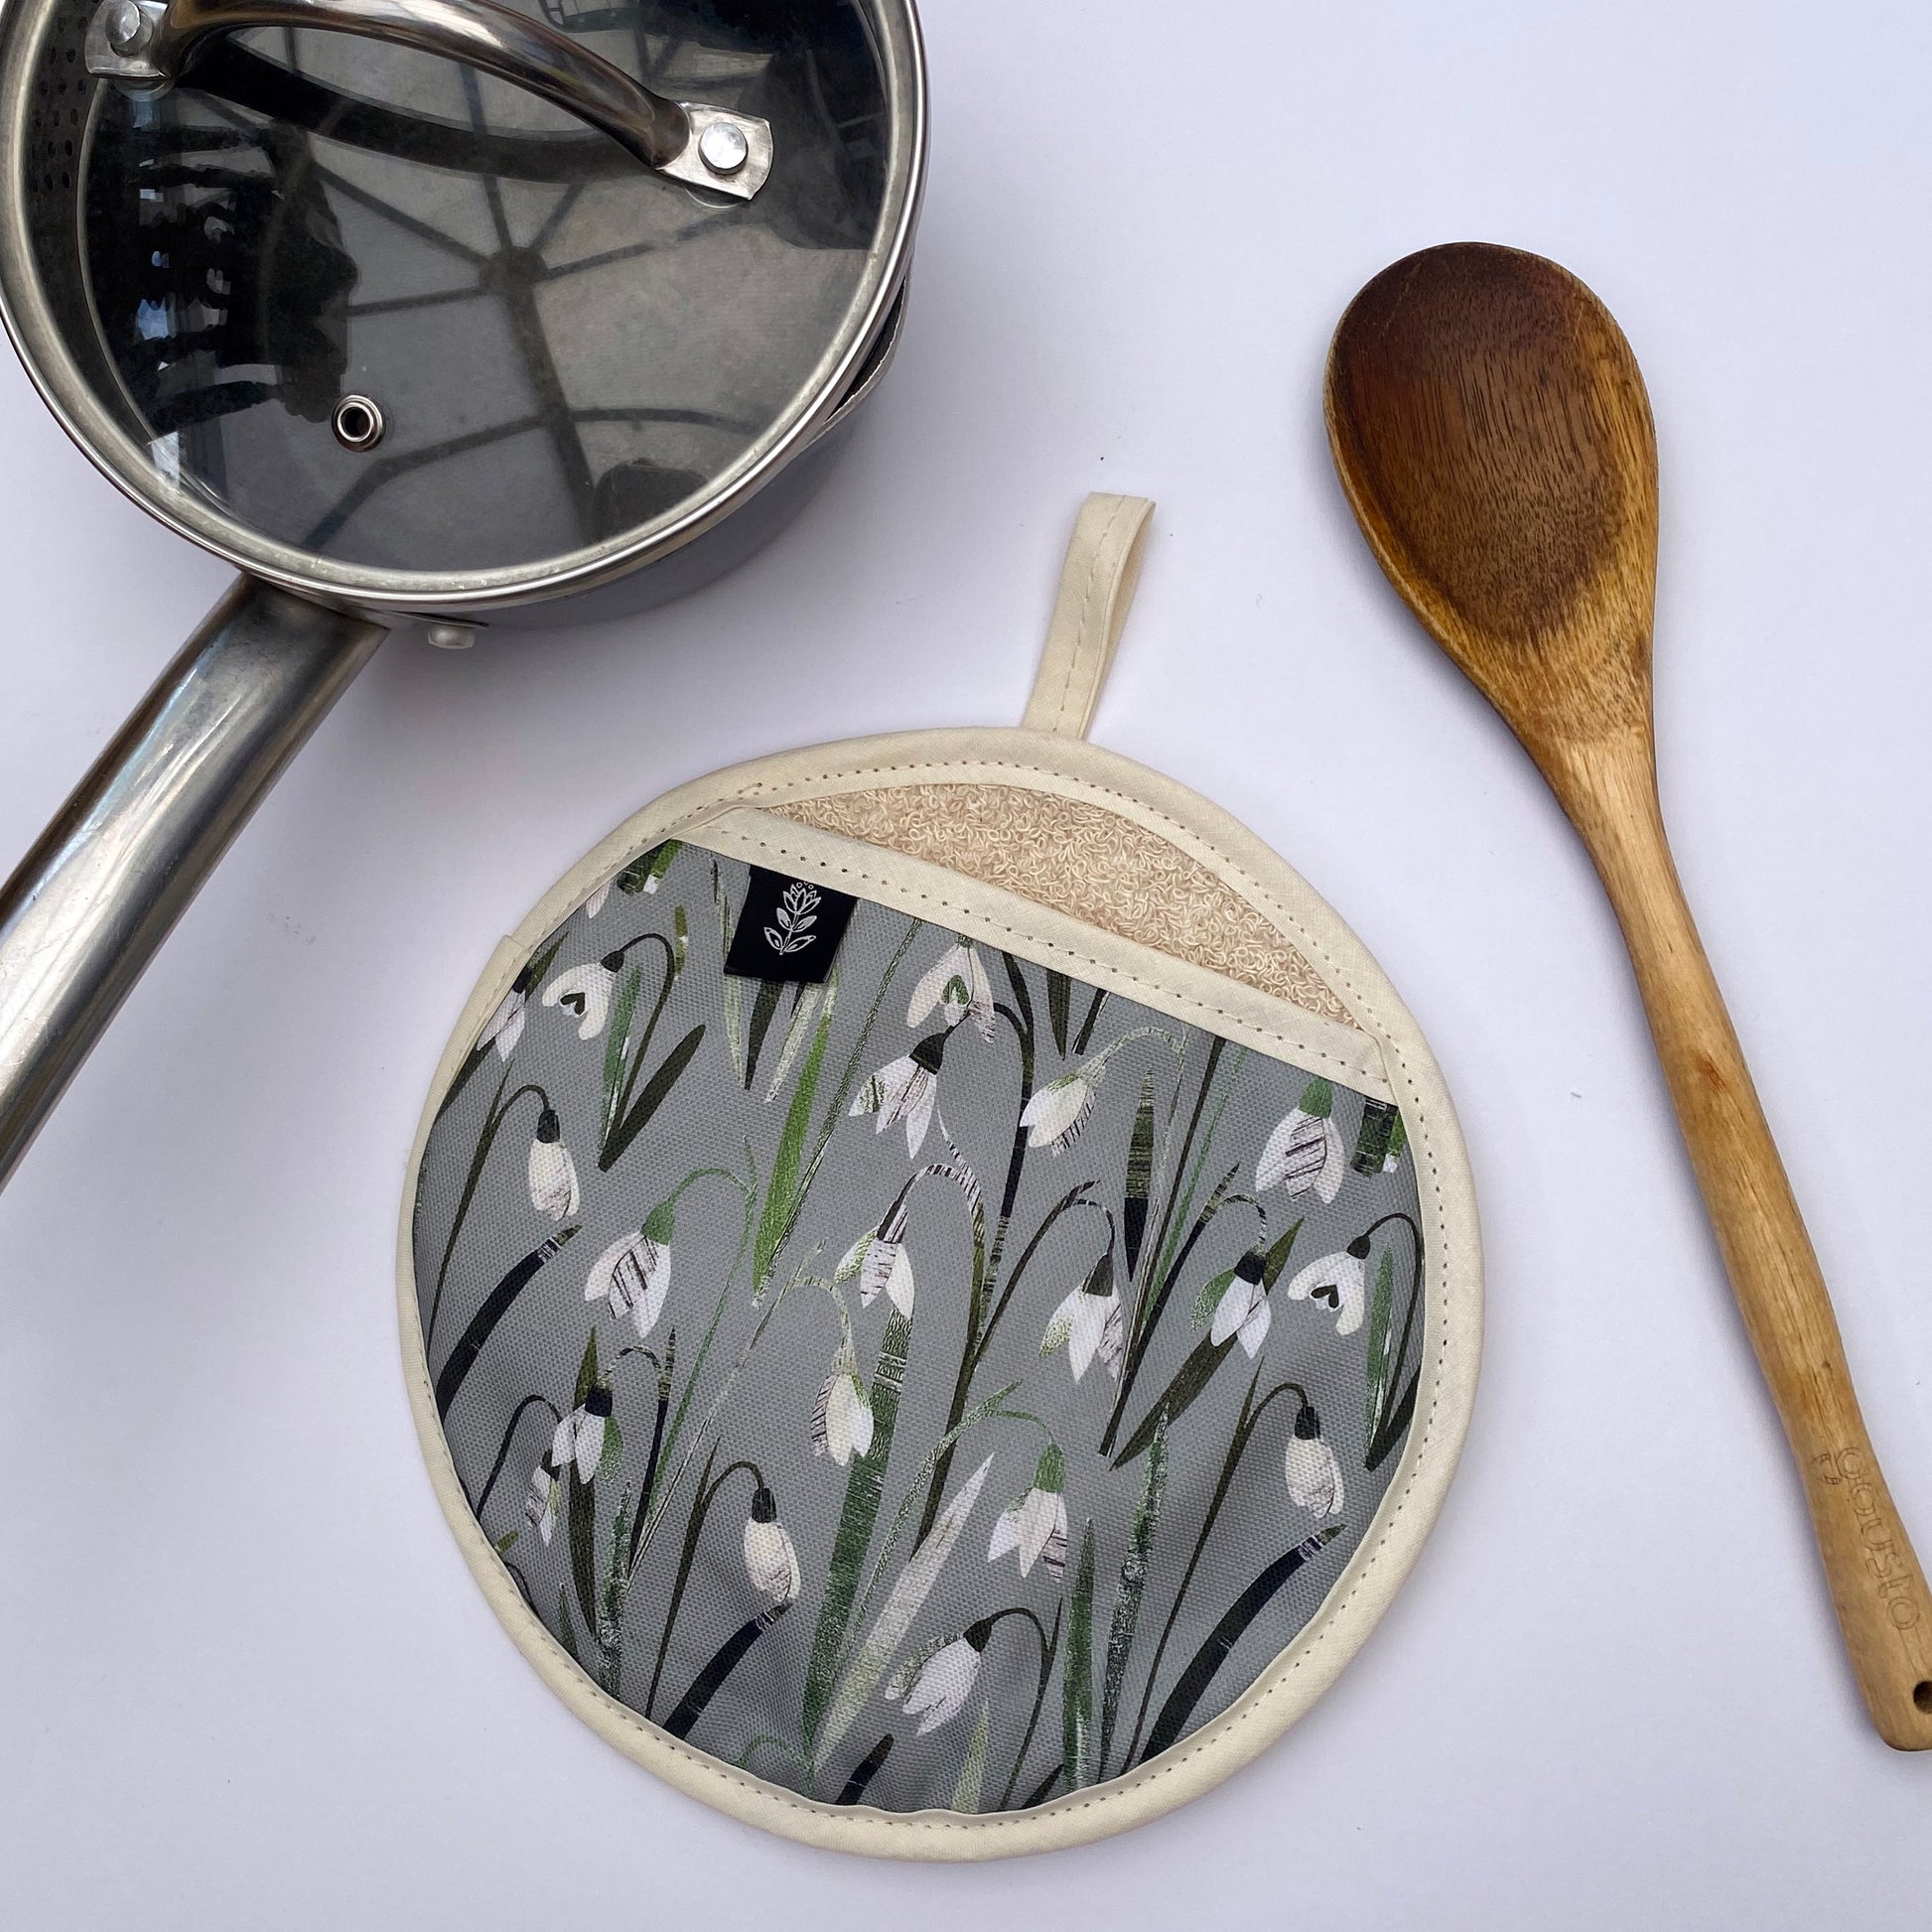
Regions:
[[1043, 495, 1132, 736], [702, 823, 1375, 1084]]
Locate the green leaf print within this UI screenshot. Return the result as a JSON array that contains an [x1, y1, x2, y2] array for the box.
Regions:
[[567, 1333, 603, 1643], [1099, 1413, 1167, 1777], [433, 1227, 579, 1420], [614, 840, 681, 896], [952, 1704, 991, 1813], [664, 1602, 792, 1741], [753, 967, 837, 1292], [1140, 1527, 1343, 1762], [803, 1304, 911, 1753], [745, 976, 783, 1090], [1112, 1219, 1302, 1465], [1062, 1520, 1096, 1791], [599, 966, 642, 1146], [1122, 1072, 1156, 1285], [813, 1454, 994, 1775], [1365, 1246, 1396, 1444], [600, 1025, 704, 1173], [836, 1734, 895, 1806], [1046, 969, 1070, 1056]]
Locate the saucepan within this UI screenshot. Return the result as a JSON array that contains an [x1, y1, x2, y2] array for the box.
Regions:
[[0, 0, 924, 1186]]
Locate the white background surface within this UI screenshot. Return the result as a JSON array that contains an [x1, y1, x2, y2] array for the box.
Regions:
[[3, 1, 1929, 1924]]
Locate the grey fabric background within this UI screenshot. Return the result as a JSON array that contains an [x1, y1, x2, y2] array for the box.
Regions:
[[413, 839, 1426, 1813]]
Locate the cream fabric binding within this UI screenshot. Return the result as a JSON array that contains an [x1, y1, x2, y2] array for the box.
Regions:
[[397, 495, 1482, 1860], [1020, 493, 1155, 739]]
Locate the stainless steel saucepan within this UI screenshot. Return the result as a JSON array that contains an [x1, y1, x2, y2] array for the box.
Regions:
[[0, 0, 924, 1186]]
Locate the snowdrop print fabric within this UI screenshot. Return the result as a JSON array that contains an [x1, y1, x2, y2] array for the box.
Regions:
[[414, 840, 1426, 1814]]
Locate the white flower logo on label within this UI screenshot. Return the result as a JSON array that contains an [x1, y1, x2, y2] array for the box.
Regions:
[[763, 881, 822, 956]]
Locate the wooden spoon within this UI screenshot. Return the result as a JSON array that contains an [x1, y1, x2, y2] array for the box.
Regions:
[[1325, 240, 1932, 1747]]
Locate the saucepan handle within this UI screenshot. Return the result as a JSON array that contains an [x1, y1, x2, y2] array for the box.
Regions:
[[84, 0, 772, 199], [0, 579, 385, 1191]]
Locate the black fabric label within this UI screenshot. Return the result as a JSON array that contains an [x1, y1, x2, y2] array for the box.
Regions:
[[724, 868, 857, 983]]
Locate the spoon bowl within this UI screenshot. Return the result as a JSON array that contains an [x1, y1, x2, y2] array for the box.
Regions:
[[1326, 243, 1657, 771]]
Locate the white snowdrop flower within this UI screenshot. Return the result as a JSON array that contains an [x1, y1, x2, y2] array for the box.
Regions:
[[743, 1485, 801, 1603], [850, 1033, 947, 1157], [1257, 1078, 1346, 1203], [1208, 1250, 1272, 1358], [1020, 1033, 1164, 1156], [524, 1458, 561, 1546], [892, 1624, 990, 1735], [906, 941, 994, 1040], [813, 1343, 874, 1466], [1040, 1253, 1124, 1382], [1285, 1405, 1345, 1517], [526, 1107, 580, 1219], [988, 1447, 1069, 1579], [1020, 1067, 1096, 1155], [478, 973, 530, 1061], [542, 952, 623, 1039], [1284, 1235, 1372, 1336], [551, 1387, 614, 1484], [585, 1201, 674, 1339], [584, 880, 613, 918], [837, 1214, 915, 1317]]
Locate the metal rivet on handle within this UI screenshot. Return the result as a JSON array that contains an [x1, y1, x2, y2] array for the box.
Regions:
[[697, 121, 749, 176], [104, 1, 150, 53]]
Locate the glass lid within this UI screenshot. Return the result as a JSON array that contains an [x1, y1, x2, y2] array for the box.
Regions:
[[5, 0, 912, 586]]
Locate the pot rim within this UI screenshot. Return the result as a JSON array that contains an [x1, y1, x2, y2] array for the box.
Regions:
[[0, 0, 926, 615]]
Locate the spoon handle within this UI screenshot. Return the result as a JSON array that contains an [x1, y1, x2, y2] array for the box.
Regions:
[[1550, 731, 1932, 1747]]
